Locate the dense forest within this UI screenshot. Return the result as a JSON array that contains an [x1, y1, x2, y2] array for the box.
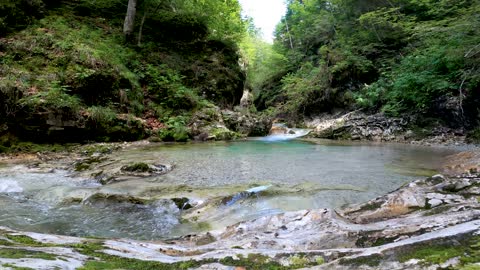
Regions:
[[0, 0, 479, 151], [0, 0, 251, 149], [254, 0, 480, 130]]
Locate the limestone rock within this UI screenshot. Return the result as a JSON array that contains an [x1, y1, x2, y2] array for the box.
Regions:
[[306, 112, 407, 141]]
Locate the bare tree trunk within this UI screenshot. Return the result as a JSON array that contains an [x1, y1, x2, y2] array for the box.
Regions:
[[137, 11, 147, 46], [123, 0, 137, 42], [137, 1, 163, 46]]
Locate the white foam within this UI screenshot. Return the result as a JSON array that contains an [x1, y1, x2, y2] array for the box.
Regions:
[[260, 128, 311, 142], [0, 180, 24, 193]]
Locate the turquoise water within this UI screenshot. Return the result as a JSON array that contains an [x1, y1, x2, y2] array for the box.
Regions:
[[0, 139, 457, 239]]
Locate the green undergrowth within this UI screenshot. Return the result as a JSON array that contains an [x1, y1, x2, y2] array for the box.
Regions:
[[398, 235, 480, 268], [0, 6, 238, 145], [466, 127, 480, 144], [72, 241, 325, 270]]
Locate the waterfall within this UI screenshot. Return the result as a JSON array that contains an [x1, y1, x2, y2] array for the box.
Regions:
[[260, 123, 311, 142]]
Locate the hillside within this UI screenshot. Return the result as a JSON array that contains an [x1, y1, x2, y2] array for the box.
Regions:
[[252, 0, 480, 141], [0, 0, 255, 151]]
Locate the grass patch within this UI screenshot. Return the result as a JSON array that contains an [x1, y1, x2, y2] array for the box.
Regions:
[[5, 235, 48, 247], [0, 248, 57, 260], [73, 241, 308, 270], [1, 264, 34, 270], [397, 236, 480, 267], [0, 239, 14, 246]]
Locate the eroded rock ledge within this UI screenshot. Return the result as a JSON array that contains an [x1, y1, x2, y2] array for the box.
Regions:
[[0, 171, 479, 269]]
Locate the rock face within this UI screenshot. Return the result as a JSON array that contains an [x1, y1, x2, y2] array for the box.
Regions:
[[239, 89, 253, 109], [188, 105, 271, 140], [221, 109, 271, 137], [306, 112, 408, 141], [1, 169, 479, 269]]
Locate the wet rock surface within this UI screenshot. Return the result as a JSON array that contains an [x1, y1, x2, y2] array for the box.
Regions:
[[0, 168, 478, 269]]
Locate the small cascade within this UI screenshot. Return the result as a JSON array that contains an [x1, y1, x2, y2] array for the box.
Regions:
[[223, 185, 272, 206], [260, 123, 311, 142]]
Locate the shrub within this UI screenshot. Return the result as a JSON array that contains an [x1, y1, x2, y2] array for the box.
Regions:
[[85, 106, 117, 127], [19, 84, 82, 113], [141, 64, 200, 111], [157, 116, 190, 142]]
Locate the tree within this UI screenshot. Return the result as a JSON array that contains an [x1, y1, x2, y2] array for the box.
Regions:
[[123, 0, 137, 42]]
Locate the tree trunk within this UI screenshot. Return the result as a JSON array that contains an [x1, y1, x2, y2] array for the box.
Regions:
[[137, 11, 147, 46], [123, 0, 137, 42]]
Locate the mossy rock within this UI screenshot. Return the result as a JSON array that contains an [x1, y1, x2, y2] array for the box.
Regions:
[[121, 162, 151, 173], [171, 197, 192, 210], [211, 128, 241, 141]]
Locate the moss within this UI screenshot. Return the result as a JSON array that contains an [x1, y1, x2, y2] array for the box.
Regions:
[[339, 254, 382, 267], [5, 235, 49, 247], [355, 232, 398, 248], [397, 236, 480, 267], [211, 128, 241, 141], [0, 248, 57, 260], [315, 256, 325, 265], [1, 264, 34, 270], [84, 194, 147, 205], [289, 255, 309, 268], [73, 241, 205, 270], [0, 238, 14, 246], [398, 245, 464, 264], [74, 156, 107, 171], [81, 144, 118, 156], [121, 162, 151, 173], [219, 255, 285, 270], [170, 197, 192, 210], [0, 139, 73, 154]]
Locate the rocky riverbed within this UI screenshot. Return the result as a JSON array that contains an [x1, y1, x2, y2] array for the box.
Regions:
[[0, 141, 479, 269]]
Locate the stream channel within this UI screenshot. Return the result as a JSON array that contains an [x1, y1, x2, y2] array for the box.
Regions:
[[0, 139, 458, 240]]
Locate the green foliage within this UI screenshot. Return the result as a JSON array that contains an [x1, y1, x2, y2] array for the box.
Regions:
[[19, 84, 82, 113], [0, 0, 250, 147], [466, 127, 480, 144], [0, 0, 45, 35], [86, 106, 117, 127], [157, 116, 190, 142], [0, 78, 23, 120], [141, 64, 200, 111], [256, 0, 480, 125], [174, 0, 246, 43]]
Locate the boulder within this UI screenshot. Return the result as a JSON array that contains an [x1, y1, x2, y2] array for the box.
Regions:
[[306, 112, 408, 141], [221, 110, 271, 137]]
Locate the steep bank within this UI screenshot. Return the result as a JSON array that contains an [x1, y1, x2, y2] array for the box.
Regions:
[[0, 0, 270, 152]]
